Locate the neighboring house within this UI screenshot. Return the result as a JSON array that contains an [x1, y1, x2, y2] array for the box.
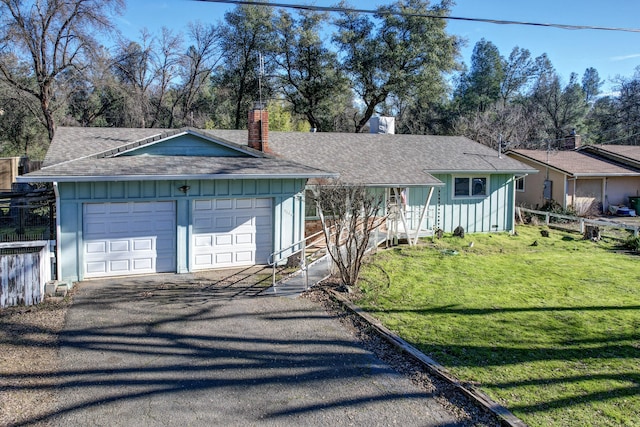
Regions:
[[506, 147, 640, 213], [580, 144, 640, 170], [21, 105, 535, 283]]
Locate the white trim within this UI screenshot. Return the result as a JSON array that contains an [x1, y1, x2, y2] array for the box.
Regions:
[[18, 172, 337, 183], [452, 175, 490, 199], [515, 176, 525, 192]]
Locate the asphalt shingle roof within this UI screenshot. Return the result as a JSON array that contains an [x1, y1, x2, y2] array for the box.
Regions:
[[509, 149, 640, 176], [580, 144, 640, 167], [31, 127, 536, 185], [27, 156, 328, 181], [201, 130, 536, 185], [34, 127, 332, 181]]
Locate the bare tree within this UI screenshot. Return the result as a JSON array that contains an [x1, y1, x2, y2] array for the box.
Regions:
[[310, 183, 385, 288], [169, 21, 222, 128], [0, 0, 124, 140]]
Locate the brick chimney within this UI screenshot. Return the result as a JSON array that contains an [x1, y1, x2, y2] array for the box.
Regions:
[[248, 102, 269, 152], [563, 129, 581, 150]]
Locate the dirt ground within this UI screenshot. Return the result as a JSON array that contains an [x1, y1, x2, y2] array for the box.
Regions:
[[0, 297, 72, 427]]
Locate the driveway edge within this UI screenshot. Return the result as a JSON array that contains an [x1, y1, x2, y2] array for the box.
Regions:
[[327, 289, 528, 427]]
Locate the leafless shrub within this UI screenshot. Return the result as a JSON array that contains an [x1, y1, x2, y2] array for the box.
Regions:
[[309, 182, 385, 288]]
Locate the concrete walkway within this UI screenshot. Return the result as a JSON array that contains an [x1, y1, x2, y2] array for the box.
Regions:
[[266, 255, 332, 298], [42, 269, 467, 426]]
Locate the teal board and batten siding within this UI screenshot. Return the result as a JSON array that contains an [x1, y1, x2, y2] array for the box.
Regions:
[[119, 134, 249, 157], [393, 174, 515, 234], [425, 174, 515, 233], [56, 178, 306, 283]]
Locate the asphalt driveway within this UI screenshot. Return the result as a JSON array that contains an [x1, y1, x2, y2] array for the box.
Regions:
[[49, 267, 467, 426]]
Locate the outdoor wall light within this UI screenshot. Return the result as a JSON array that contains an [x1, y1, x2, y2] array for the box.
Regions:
[[178, 185, 191, 193]]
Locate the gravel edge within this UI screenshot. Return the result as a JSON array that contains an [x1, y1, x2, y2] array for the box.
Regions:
[[301, 283, 506, 427]]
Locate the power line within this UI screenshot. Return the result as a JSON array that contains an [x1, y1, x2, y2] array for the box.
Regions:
[[193, 0, 640, 33]]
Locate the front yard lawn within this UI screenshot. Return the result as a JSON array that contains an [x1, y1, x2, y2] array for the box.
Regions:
[[357, 225, 640, 427]]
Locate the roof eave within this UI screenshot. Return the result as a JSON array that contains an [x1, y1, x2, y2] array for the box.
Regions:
[[571, 173, 640, 178], [17, 172, 339, 183], [427, 169, 538, 175]]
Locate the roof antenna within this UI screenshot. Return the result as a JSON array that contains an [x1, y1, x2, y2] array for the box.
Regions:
[[258, 52, 265, 109]]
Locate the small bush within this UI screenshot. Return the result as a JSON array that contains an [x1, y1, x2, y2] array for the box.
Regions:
[[623, 236, 640, 252], [540, 200, 576, 216]]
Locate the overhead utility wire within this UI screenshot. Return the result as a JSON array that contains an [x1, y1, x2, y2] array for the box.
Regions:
[[193, 0, 640, 33]]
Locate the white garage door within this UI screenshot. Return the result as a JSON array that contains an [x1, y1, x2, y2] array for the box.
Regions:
[[83, 201, 176, 278], [192, 198, 272, 270]]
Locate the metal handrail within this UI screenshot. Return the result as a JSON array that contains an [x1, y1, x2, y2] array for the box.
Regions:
[[267, 228, 326, 266], [269, 228, 331, 290]]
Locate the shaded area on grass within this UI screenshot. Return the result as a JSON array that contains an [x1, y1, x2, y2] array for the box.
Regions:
[[356, 225, 640, 427]]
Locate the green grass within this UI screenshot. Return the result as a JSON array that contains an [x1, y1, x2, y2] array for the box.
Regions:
[[357, 225, 640, 427]]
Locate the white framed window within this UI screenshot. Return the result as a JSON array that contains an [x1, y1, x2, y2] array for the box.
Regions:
[[516, 176, 525, 192], [304, 189, 319, 218], [453, 176, 488, 198]]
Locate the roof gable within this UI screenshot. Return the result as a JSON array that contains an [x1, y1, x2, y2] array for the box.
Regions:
[[580, 145, 640, 169], [118, 133, 251, 158], [29, 127, 335, 182], [507, 149, 640, 177]]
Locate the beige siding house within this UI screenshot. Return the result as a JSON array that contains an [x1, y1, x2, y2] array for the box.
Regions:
[[507, 148, 640, 214]]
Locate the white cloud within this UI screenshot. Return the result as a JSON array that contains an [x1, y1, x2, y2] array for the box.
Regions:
[[611, 53, 640, 61]]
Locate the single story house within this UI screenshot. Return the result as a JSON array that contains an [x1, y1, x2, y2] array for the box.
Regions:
[[22, 105, 535, 283], [507, 147, 640, 214]]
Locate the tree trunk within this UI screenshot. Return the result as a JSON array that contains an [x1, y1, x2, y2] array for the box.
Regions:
[[40, 88, 56, 141], [583, 225, 601, 241]]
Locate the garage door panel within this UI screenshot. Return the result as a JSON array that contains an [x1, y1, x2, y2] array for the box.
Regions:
[[195, 253, 213, 265], [215, 199, 232, 209], [215, 217, 233, 229], [85, 203, 108, 214], [193, 217, 214, 232], [235, 216, 252, 227], [132, 239, 152, 251], [130, 219, 155, 232], [235, 233, 253, 244], [255, 198, 271, 208], [194, 235, 213, 247], [109, 259, 131, 273], [192, 198, 272, 270], [216, 234, 233, 245], [236, 199, 253, 209], [86, 241, 107, 254], [255, 214, 271, 226], [216, 253, 233, 264], [110, 240, 130, 252], [235, 251, 253, 263], [83, 201, 176, 278], [86, 261, 108, 275], [109, 203, 131, 214], [194, 199, 213, 210], [132, 258, 153, 271]]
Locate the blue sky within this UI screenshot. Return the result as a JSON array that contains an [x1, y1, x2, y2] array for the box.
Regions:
[[117, 0, 640, 93]]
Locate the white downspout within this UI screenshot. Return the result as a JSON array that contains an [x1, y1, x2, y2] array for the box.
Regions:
[[602, 177, 607, 213], [53, 182, 61, 281]]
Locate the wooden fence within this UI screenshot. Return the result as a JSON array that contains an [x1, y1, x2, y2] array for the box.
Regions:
[[517, 207, 640, 238], [0, 241, 52, 308]]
